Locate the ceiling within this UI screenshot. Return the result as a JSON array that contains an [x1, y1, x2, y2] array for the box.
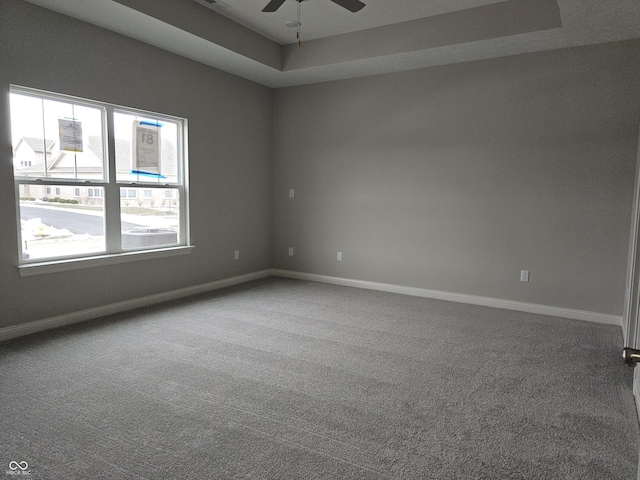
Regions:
[[21, 0, 640, 88], [196, 0, 509, 44]]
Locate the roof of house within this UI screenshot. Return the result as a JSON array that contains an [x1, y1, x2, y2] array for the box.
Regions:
[[15, 136, 177, 178], [48, 148, 104, 172], [18, 137, 55, 153]]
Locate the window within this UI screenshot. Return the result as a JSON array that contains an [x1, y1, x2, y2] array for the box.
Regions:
[[86, 187, 103, 198], [10, 86, 190, 272]]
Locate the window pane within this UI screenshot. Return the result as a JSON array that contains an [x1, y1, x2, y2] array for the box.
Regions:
[[10, 93, 106, 181], [121, 188, 179, 250], [19, 184, 105, 261], [114, 111, 179, 184]]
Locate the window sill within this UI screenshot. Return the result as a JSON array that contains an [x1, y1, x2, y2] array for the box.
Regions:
[[18, 245, 194, 277]]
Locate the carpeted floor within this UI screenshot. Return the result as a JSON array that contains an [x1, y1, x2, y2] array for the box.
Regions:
[[1, 277, 638, 479]]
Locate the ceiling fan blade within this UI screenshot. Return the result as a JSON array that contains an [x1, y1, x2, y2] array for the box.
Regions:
[[262, 0, 287, 12], [329, 0, 365, 13]]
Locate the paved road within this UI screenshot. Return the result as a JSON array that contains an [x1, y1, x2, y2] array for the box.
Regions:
[[21, 205, 141, 235]]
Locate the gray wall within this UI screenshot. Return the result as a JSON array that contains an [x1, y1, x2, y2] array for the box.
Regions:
[[0, 0, 273, 327], [273, 40, 640, 316], [2, 1, 640, 329]]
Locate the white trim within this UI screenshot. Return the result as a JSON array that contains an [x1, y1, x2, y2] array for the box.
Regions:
[[0, 269, 272, 342], [622, 125, 640, 347], [271, 269, 622, 326], [19, 246, 195, 277]]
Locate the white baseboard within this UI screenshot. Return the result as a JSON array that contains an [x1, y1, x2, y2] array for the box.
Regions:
[[271, 269, 622, 326], [1, 268, 622, 343], [0, 269, 272, 343]]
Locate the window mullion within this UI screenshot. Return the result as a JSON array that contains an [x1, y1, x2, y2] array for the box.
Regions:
[[104, 106, 121, 253]]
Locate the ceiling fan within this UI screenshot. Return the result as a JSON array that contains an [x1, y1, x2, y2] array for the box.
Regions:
[[262, 0, 366, 13]]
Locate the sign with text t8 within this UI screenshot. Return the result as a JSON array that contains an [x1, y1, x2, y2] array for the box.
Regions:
[[132, 120, 161, 175]]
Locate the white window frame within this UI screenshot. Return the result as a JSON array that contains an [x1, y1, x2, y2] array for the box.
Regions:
[[11, 86, 192, 276]]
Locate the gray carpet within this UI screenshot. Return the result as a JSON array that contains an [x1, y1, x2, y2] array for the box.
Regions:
[[1, 277, 638, 479]]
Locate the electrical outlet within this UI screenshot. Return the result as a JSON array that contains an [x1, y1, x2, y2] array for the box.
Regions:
[[234, 250, 240, 260], [337, 252, 343, 262], [520, 270, 529, 282], [288, 247, 294, 256], [289, 188, 295, 198]]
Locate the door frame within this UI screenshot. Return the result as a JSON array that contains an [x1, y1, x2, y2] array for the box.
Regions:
[[623, 128, 640, 348], [623, 123, 640, 420]]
